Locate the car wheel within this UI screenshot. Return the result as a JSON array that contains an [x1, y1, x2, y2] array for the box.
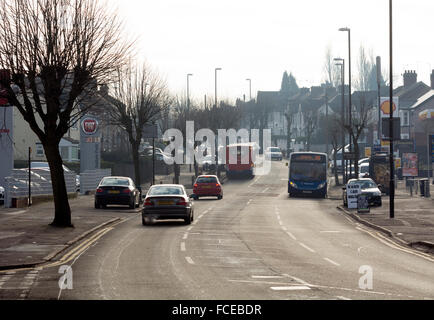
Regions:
[[217, 195, 222, 200], [129, 197, 135, 209], [101, 204, 107, 209], [184, 214, 192, 225], [142, 217, 147, 226], [94, 201, 100, 209]]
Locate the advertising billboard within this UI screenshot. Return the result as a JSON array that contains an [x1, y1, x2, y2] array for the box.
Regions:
[[402, 153, 418, 177]]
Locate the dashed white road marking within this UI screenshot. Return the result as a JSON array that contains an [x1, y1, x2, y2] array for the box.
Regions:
[[270, 286, 311, 291], [180, 242, 186, 252], [251, 275, 285, 279], [298, 242, 316, 253], [262, 187, 269, 193], [187, 226, 193, 231], [323, 257, 341, 267], [185, 256, 195, 265], [281, 226, 287, 231], [182, 233, 188, 240]]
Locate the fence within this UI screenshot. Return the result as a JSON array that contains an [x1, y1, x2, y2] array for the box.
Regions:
[[80, 169, 112, 195], [3, 169, 76, 208]]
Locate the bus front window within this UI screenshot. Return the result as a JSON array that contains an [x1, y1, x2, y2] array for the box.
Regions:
[[290, 162, 326, 182]]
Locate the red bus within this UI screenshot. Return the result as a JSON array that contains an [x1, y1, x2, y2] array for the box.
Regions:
[[225, 143, 257, 179]]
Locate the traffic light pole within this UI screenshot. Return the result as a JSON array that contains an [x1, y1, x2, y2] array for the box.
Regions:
[[389, 0, 395, 219]]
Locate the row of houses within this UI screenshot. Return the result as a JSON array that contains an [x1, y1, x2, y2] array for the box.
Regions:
[[237, 70, 434, 170]]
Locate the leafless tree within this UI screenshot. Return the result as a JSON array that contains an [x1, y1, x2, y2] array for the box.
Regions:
[[323, 45, 340, 88], [106, 61, 171, 188], [304, 110, 317, 151], [0, 0, 132, 227], [328, 114, 343, 185]]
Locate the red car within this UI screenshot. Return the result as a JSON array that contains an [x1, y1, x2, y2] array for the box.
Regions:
[[192, 175, 223, 200]]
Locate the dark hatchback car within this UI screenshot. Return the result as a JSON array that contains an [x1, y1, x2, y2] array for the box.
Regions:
[[342, 178, 382, 207], [142, 184, 194, 225], [95, 176, 141, 209]]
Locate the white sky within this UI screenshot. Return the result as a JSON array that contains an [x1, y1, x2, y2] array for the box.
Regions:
[[109, 0, 434, 104]]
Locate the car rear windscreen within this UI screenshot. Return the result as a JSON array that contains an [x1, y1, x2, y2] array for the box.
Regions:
[[148, 186, 184, 195], [196, 177, 218, 183], [100, 178, 130, 186]]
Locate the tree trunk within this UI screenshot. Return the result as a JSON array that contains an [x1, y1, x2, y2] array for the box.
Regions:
[[354, 140, 360, 178], [333, 146, 340, 186], [44, 141, 73, 228], [131, 142, 141, 188]]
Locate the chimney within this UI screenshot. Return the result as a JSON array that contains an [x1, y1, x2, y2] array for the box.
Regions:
[[431, 69, 434, 89], [403, 70, 417, 88]]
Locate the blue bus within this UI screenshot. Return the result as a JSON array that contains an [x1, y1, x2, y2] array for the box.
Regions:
[[288, 152, 328, 198]]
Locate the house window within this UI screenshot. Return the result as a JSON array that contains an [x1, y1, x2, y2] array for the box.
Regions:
[[36, 143, 44, 157], [401, 111, 409, 126]]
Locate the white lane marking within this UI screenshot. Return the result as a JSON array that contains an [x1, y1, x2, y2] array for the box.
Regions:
[[323, 257, 341, 267], [251, 275, 285, 279], [262, 187, 269, 193], [298, 242, 316, 253], [281, 226, 287, 231], [278, 221, 283, 226], [336, 296, 352, 300], [282, 274, 312, 286], [271, 286, 311, 291], [182, 233, 188, 240], [187, 226, 193, 231], [286, 231, 297, 241], [198, 215, 204, 219], [320, 231, 342, 233], [180, 242, 186, 252], [185, 256, 195, 264]]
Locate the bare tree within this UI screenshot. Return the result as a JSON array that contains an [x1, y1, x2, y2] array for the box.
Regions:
[[106, 62, 171, 189], [0, 0, 131, 227], [323, 45, 340, 88], [304, 110, 317, 151], [344, 93, 372, 177], [328, 115, 343, 186]]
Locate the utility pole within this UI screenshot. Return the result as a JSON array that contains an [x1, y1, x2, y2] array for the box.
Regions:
[[389, 0, 395, 219], [28, 147, 32, 207]]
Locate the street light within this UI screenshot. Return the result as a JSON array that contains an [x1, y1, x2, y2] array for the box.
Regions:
[[187, 73, 193, 172], [388, 0, 395, 218], [334, 58, 346, 184], [339, 27, 353, 179], [187, 73, 193, 114], [246, 78, 252, 101], [215, 68, 222, 176]]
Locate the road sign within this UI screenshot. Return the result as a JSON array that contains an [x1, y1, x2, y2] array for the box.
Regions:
[[380, 97, 399, 118], [365, 147, 371, 158], [381, 117, 401, 140], [143, 124, 158, 138], [343, 152, 357, 160], [347, 182, 362, 209]]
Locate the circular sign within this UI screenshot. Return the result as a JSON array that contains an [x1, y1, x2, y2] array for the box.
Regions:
[[380, 100, 396, 115], [81, 117, 99, 135]]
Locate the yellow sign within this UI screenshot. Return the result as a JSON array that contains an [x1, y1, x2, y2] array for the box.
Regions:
[[365, 147, 371, 158], [381, 140, 390, 146], [395, 158, 401, 169], [381, 100, 397, 115]]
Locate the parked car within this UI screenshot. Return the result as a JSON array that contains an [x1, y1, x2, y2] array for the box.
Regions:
[[94, 176, 141, 209], [0, 186, 4, 204], [359, 163, 370, 179], [358, 158, 370, 166], [265, 147, 283, 161], [142, 184, 194, 225], [342, 178, 382, 207], [192, 175, 223, 200]]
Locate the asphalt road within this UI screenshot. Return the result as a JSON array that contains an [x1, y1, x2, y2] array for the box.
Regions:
[[10, 162, 434, 300]]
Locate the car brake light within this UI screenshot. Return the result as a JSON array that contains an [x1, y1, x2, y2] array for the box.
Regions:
[[96, 188, 103, 193], [194, 184, 198, 188], [216, 183, 220, 187], [177, 200, 188, 206], [123, 189, 131, 194], [144, 199, 153, 206]]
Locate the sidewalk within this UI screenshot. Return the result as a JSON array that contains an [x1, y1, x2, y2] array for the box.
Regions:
[[0, 196, 128, 269], [328, 176, 434, 254]]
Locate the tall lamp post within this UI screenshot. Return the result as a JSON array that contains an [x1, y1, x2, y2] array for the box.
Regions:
[[334, 58, 346, 183], [339, 27, 352, 178], [246, 78, 252, 101], [388, 0, 395, 218], [215, 68, 222, 176], [187, 73, 193, 172]]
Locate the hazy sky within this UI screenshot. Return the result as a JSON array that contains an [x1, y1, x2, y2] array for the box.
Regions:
[[109, 0, 434, 104]]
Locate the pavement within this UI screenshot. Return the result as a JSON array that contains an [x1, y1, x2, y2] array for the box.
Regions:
[[328, 176, 434, 254], [0, 195, 136, 269]]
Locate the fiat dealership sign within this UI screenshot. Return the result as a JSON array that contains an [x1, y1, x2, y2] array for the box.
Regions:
[[81, 117, 98, 135]]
